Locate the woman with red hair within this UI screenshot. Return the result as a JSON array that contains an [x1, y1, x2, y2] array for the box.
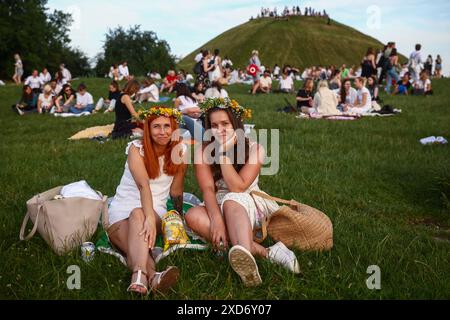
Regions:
[[107, 107, 187, 295]]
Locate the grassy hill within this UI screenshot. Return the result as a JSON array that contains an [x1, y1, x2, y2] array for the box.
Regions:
[[178, 16, 404, 72]]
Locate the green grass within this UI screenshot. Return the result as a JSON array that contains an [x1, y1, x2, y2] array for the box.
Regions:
[[178, 16, 406, 72], [0, 78, 449, 300]]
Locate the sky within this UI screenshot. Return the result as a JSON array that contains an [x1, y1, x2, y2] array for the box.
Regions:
[[47, 0, 450, 75]]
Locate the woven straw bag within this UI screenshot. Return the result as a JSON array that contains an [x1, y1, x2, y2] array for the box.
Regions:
[[251, 191, 333, 251]]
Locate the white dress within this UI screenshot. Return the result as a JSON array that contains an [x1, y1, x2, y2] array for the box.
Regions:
[[208, 56, 222, 82], [201, 142, 280, 230], [108, 140, 175, 227]]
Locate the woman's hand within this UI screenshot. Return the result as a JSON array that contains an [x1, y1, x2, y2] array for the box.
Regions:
[[218, 132, 237, 153], [139, 216, 157, 249], [210, 215, 228, 251]]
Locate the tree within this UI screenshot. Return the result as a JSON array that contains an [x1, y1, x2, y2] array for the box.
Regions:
[[0, 0, 90, 79], [95, 25, 175, 77]]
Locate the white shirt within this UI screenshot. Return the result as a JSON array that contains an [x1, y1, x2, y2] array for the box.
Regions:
[[40, 72, 52, 83], [273, 66, 281, 76], [25, 76, 44, 89], [229, 70, 240, 84], [150, 72, 162, 80], [259, 76, 272, 88], [222, 59, 233, 67], [38, 93, 53, 107], [138, 84, 159, 102], [279, 77, 294, 90], [76, 92, 94, 107], [119, 65, 130, 77], [194, 53, 203, 63], [409, 50, 423, 68], [62, 68, 72, 81], [177, 95, 198, 112], [345, 87, 358, 105], [205, 88, 229, 99], [357, 87, 372, 109], [415, 79, 431, 90]]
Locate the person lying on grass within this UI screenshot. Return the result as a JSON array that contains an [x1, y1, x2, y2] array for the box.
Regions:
[[185, 98, 300, 287], [107, 107, 187, 295]]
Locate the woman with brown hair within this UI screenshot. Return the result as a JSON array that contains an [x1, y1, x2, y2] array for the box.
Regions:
[[361, 47, 377, 78], [185, 98, 300, 287], [111, 80, 142, 139], [107, 107, 187, 295]]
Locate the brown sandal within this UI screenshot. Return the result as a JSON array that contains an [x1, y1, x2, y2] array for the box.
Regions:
[[149, 266, 180, 294]]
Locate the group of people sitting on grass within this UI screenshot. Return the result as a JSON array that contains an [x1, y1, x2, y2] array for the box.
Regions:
[[104, 78, 229, 140], [108, 61, 134, 82]]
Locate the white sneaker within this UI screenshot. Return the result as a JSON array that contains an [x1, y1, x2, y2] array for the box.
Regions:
[[15, 106, 24, 116], [268, 242, 301, 274], [228, 245, 262, 287]]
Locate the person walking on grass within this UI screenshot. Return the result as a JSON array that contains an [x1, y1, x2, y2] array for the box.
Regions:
[[107, 107, 187, 295], [185, 97, 300, 287]]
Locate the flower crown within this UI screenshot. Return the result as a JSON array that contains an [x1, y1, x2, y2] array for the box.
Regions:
[[136, 106, 184, 124], [199, 98, 252, 120]]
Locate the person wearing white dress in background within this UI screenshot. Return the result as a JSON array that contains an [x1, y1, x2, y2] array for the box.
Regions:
[[208, 49, 223, 83], [13, 54, 24, 85]]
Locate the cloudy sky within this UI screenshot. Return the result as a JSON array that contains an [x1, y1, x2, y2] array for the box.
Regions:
[[47, 0, 450, 75]]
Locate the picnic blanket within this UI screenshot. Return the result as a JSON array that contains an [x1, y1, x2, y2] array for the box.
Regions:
[[54, 112, 92, 118], [95, 193, 208, 265], [296, 113, 361, 120], [69, 124, 114, 140]]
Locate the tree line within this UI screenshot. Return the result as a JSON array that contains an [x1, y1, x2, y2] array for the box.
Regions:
[[0, 0, 175, 79]]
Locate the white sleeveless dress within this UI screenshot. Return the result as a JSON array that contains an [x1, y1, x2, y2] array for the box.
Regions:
[[108, 140, 177, 227], [202, 142, 280, 230], [208, 56, 222, 82]]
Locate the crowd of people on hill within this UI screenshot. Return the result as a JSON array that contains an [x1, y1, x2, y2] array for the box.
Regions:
[[9, 40, 441, 120], [252, 5, 329, 20]]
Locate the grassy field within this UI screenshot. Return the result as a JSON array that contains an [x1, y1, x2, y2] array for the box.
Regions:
[[0, 78, 449, 300]]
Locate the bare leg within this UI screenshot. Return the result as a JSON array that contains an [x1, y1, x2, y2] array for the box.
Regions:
[[185, 206, 212, 242], [109, 208, 162, 292], [108, 219, 157, 283], [222, 200, 268, 258]]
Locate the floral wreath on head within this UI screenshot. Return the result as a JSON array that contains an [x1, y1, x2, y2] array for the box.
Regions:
[[199, 97, 252, 121], [136, 106, 184, 125]]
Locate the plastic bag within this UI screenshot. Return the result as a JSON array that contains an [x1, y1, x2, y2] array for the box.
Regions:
[[162, 210, 190, 252]]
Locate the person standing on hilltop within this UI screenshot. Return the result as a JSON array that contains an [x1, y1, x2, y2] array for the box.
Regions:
[[434, 55, 442, 78]]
